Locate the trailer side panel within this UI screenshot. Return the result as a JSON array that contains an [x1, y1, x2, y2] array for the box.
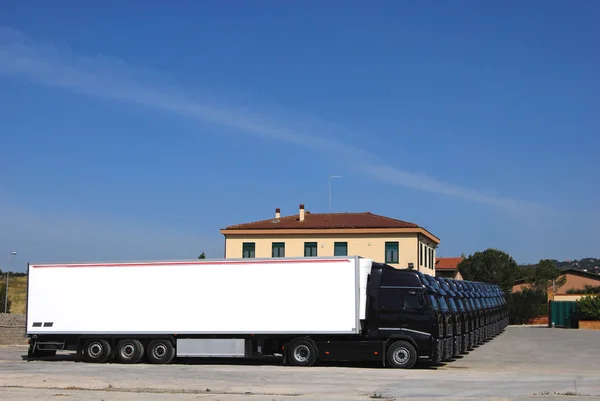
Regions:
[[26, 257, 362, 335]]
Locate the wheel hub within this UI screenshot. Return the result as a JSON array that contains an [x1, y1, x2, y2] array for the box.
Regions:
[[393, 347, 409, 365], [293, 345, 310, 362], [153, 344, 166, 358], [123, 344, 135, 357], [89, 343, 102, 357]]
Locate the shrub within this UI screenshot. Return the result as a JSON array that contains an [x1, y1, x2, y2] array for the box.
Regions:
[[566, 285, 600, 295], [576, 295, 600, 321], [508, 288, 547, 325]]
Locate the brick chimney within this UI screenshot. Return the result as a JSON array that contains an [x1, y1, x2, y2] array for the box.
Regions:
[[275, 208, 281, 219], [299, 204, 305, 222]]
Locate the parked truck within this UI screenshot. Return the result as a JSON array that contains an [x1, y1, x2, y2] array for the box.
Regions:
[[25, 256, 506, 368], [27, 256, 449, 368]]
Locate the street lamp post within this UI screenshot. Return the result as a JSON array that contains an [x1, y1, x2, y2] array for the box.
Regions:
[[4, 252, 17, 314], [328, 175, 342, 211]]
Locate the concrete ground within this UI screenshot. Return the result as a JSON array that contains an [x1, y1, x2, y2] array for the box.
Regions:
[[1, 327, 599, 400]]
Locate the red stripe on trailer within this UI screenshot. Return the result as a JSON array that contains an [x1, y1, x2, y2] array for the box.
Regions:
[[30, 258, 352, 269]]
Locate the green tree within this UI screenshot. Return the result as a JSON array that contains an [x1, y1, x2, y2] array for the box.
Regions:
[[576, 295, 600, 321], [457, 248, 520, 295], [198, 252, 206, 259], [526, 259, 566, 294]]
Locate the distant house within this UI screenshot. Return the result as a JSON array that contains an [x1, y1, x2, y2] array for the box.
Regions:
[[512, 269, 600, 301], [220, 204, 440, 275], [435, 257, 464, 280]]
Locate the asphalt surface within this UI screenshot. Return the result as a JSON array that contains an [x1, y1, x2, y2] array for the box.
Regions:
[[1, 327, 599, 400]]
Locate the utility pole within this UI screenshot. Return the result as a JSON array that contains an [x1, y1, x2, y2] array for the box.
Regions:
[[4, 252, 17, 313], [328, 175, 342, 211]]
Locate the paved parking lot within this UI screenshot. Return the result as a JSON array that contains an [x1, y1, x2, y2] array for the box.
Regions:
[[1, 327, 599, 400]]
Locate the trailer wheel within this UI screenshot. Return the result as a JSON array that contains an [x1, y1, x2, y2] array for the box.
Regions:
[[147, 339, 175, 364], [115, 339, 144, 364], [82, 339, 111, 363], [386, 341, 417, 369], [287, 338, 317, 367]]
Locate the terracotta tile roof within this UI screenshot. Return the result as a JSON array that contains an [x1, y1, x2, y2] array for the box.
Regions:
[[435, 257, 464, 270], [223, 211, 420, 230]]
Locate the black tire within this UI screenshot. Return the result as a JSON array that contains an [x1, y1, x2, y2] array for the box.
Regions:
[[386, 340, 417, 369], [147, 339, 175, 364], [115, 339, 144, 364], [287, 338, 318, 367], [82, 339, 111, 363]]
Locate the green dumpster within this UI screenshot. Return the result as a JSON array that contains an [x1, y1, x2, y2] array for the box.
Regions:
[[549, 301, 577, 328]]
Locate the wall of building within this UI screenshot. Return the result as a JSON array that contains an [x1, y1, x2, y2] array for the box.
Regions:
[[224, 233, 436, 275], [436, 270, 463, 280], [0, 314, 28, 345], [551, 294, 586, 302], [556, 273, 600, 295], [513, 273, 600, 295], [418, 236, 437, 273]]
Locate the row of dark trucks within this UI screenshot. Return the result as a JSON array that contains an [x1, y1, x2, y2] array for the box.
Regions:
[[415, 270, 509, 363], [26, 257, 508, 369]]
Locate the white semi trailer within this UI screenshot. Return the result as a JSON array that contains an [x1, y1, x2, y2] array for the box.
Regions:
[[26, 256, 445, 368]]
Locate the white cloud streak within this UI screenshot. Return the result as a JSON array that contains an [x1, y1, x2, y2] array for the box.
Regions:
[[0, 26, 548, 215]]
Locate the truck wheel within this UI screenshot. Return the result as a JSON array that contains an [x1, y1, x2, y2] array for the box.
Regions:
[[115, 339, 144, 364], [386, 341, 417, 369], [82, 339, 111, 363], [147, 339, 175, 364], [287, 339, 317, 366]]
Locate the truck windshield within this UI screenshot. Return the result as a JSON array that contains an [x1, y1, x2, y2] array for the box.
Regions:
[[467, 298, 475, 310], [428, 295, 439, 310], [456, 298, 466, 312], [437, 295, 449, 312], [447, 297, 458, 312]]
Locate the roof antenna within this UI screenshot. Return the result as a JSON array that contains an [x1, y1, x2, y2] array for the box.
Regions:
[[328, 175, 342, 211]]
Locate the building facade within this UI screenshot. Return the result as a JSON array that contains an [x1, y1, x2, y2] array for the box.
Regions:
[[220, 204, 440, 276], [513, 269, 600, 301], [435, 257, 464, 280]]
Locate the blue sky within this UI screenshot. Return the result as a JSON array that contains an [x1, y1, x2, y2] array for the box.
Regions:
[[1, 1, 598, 271]]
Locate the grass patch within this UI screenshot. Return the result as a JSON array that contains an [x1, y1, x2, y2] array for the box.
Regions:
[[7, 276, 27, 314]]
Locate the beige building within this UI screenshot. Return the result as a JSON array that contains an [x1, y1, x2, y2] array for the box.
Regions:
[[220, 204, 440, 276], [435, 257, 464, 280], [513, 268, 600, 301]]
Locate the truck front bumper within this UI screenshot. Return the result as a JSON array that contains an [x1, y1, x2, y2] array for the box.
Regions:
[[430, 337, 443, 363], [461, 333, 469, 352], [453, 335, 461, 356], [444, 337, 453, 360]]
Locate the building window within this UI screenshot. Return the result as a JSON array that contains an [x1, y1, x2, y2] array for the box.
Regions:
[[272, 242, 285, 258], [429, 248, 434, 269], [334, 242, 348, 256], [419, 243, 423, 266], [242, 242, 255, 258], [385, 242, 399, 264], [304, 242, 318, 257]]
